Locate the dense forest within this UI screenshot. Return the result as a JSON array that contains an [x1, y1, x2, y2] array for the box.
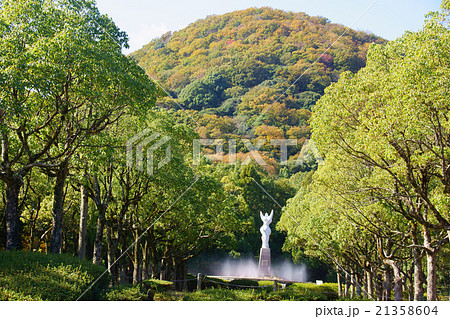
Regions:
[[0, 0, 449, 302]]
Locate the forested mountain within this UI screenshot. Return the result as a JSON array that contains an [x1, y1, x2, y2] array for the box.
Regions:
[[131, 7, 386, 175]]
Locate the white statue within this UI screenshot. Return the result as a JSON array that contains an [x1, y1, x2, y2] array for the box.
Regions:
[[260, 210, 273, 249]]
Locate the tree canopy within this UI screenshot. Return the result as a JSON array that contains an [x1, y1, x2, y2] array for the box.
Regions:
[[279, 5, 450, 301]]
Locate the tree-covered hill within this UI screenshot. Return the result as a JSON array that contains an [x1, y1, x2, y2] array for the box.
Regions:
[[131, 7, 386, 175]]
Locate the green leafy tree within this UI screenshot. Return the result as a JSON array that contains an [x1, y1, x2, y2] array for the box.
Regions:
[[309, 5, 450, 300], [0, 0, 158, 251]]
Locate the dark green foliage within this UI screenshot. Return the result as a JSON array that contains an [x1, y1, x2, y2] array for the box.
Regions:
[[217, 97, 240, 116], [0, 251, 109, 301], [333, 49, 366, 73], [296, 91, 321, 110], [230, 58, 273, 88], [154, 39, 165, 50], [179, 71, 229, 110]]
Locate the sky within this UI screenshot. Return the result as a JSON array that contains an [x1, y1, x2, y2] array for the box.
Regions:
[[95, 0, 442, 54]]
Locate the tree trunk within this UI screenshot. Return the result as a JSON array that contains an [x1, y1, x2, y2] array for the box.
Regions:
[[384, 260, 403, 301], [132, 259, 140, 284], [336, 267, 342, 298], [375, 273, 383, 301], [383, 266, 392, 301], [425, 250, 438, 301], [92, 206, 106, 265], [159, 258, 166, 281], [344, 270, 350, 298], [350, 270, 355, 299], [160, 245, 169, 281], [133, 230, 140, 284], [182, 262, 188, 292], [174, 259, 185, 291], [78, 184, 88, 259], [365, 269, 373, 300], [5, 178, 23, 250], [363, 271, 368, 298], [49, 160, 69, 254], [150, 245, 159, 279], [120, 268, 126, 284], [142, 241, 150, 281], [423, 227, 438, 301], [410, 223, 424, 300], [106, 226, 119, 284], [413, 247, 425, 300], [149, 231, 159, 279], [393, 272, 403, 301]]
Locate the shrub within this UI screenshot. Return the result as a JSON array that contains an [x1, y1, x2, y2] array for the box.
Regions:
[[0, 251, 109, 301], [182, 288, 260, 301], [287, 283, 339, 301], [101, 280, 174, 301], [101, 284, 149, 301]]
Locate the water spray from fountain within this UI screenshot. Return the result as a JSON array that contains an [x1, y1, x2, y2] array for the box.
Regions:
[[215, 258, 308, 282]]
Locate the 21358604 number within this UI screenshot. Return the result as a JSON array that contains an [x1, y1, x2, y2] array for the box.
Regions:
[[376, 305, 438, 316]]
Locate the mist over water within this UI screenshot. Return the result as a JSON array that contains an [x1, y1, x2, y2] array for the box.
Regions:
[[272, 260, 308, 282], [215, 258, 307, 282], [219, 258, 259, 278]]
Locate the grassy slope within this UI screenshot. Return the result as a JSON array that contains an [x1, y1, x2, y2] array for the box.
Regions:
[[0, 251, 109, 301]]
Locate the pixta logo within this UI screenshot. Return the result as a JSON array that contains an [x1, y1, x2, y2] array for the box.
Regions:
[[126, 129, 171, 175], [126, 129, 323, 175], [193, 138, 323, 166]]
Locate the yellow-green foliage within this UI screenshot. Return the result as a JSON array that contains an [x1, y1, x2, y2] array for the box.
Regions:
[[0, 251, 109, 301], [101, 284, 149, 301], [132, 7, 384, 89]]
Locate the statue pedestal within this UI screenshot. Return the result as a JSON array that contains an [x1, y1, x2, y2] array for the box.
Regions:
[[258, 248, 271, 277]]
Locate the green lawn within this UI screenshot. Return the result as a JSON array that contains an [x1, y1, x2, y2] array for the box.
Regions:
[[154, 281, 340, 301]]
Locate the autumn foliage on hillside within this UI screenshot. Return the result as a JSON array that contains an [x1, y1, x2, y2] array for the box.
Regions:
[[131, 7, 386, 175]]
